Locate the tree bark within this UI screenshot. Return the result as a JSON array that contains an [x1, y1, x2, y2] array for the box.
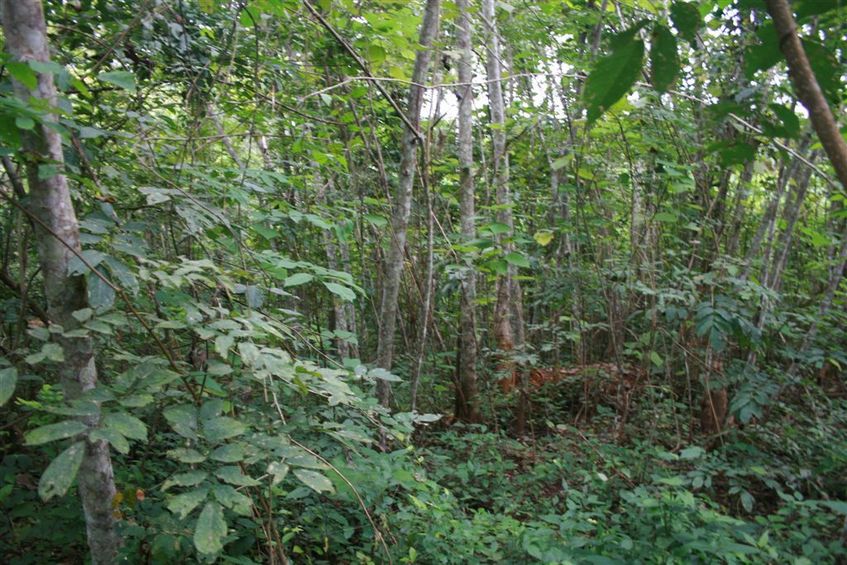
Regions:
[[483, 0, 527, 431], [765, 0, 847, 191], [454, 0, 481, 422], [1, 1, 120, 562], [375, 0, 440, 406]]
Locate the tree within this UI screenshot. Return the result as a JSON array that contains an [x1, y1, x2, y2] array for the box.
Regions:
[[1, 1, 119, 562], [454, 0, 481, 422]]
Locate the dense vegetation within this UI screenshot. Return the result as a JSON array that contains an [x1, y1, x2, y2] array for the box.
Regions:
[[0, 0, 846, 562]]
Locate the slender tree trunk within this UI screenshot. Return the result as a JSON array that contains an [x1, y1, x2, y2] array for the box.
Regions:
[[765, 0, 847, 192], [453, 0, 481, 422], [375, 0, 440, 406], [1, 1, 119, 562], [483, 0, 527, 431]]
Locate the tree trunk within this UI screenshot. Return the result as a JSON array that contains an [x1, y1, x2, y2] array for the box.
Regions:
[[453, 0, 481, 423], [1, 1, 120, 562], [765, 0, 847, 192], [483, 0, 527, 431], [375, 0, 440, 406]]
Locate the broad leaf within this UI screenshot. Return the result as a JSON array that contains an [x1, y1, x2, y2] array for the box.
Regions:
[[203, 416, 247, 443], [167, 487, 209, 519], [215, 465, 261, 487], [670, 2, 702, 45], [650, 25, 679, 92], [193, 501, 227, 555], [98, 70, 136, 92], [212, 484, 252, 516], [294, 469, 335, 494], [583, 31, 644, 124], [38, 441, 85, 501], [89, 428, 130, 454], [103, 412, 148, 442], [324, 282, 355, 302], [25, 420, 87, 446], [0, 367, 17, 406]]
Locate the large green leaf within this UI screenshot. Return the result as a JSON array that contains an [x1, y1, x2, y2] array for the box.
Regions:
[[193, 501, 227, 555], [167, 487, 209, 520], [324, 281, 355, 302], [212, 484, 252, 516], [164, 405, 198, 440], [650, 25, 679, 92], [163, 471, 208, 491], [103, 412, 148, 442], [215, 465, 261, 487], [88, 273, 116, 312], [203, 416, 247, 443], [38, 441, 85, 501], [294, 469, 335, 494], [25, 420, 88, 446], [583, 32, 645, 124], [670, 2, 702, 45], [0, 367, 17, 406], [89, 428, 130, 454], [98, 70, 136, 92]]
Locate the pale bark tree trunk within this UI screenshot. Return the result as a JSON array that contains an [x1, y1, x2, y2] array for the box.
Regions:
[[483, 0, 528, 431], [453, 0, 481, 422], [765, 0, 847, 191], [207, 102, 243, 168], [375, 0, 440, 406], [1, 1, 120, 562], [769, 152, 816, 292], [764, 0, 847, 375]]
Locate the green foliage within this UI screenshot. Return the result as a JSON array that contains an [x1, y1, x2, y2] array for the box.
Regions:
[[1, 0, 846, 562]]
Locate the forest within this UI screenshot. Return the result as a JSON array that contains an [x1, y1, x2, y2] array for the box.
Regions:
[[0, 0, 846, 562]]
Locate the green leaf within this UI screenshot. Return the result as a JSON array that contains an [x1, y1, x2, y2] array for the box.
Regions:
[[769, 104, 800, 138], [212, 484, 253, 516], [193, 501, 227, 555], [98, 70, 136, 92], [38, 441, 85, 501], [0, 367, 17, 406], [740, 490, 754, 512], [103, 412, 148, 442], [210, 443, 246, 463], [670, 2, 702, 45], [7, 62, 38, 90], [89, 428, 130, 454], [215, 465, 261, 487], [650, 25, 679, 92], [25, 342, 64, 365], [167, 487, 209, 520], [679, 446, 705, 459], [504, 252, 531, 268], [25, 420, 87, 446], [15, 117, 35, 130], [583, 31, 644, 124], [167, 448, 207, 464], [163, 471, 208, 491], [267, 461, 290, 486], [293, 469, 335, 494], [215, 333, 234, 358], [203, 416, 247, 443], [88, 274, 116, 312], [324, 282, 355, 302], [822, 500, 847, 515], [369, 367, 402, 382], [164, 405, 198, 440], [283, 273, 313, 287], [533, 231, 554, 246]]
